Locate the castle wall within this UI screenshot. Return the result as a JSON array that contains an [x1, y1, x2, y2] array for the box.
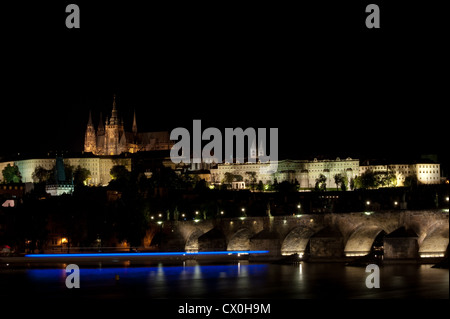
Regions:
[[15, 158, 55, 183], [1, 156, 131, 187]]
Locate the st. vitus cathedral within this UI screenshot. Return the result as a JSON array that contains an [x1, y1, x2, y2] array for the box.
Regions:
[[84, 95, 172, 155]]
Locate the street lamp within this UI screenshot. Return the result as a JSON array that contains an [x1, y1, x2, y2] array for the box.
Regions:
[[61, 237, 68, 253]]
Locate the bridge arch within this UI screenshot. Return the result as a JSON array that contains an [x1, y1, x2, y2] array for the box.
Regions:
[[281, 226, 315, 257], [185, 228, 205, 252], [419, 223, 449, 258], [227, 228, 252, 251], [344, 225, 386, 257]]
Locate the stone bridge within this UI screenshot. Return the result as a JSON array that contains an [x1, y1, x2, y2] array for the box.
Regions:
[[155, 209, 449, 260]]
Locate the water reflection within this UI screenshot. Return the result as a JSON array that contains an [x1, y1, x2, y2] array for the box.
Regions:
[[145, 262, 268, 298], [0, 262, 447, 299]]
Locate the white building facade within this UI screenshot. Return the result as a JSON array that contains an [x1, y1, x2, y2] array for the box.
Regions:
[[1, 156, 132, 186], [360, 163, 441, 186], [211, 157, 360, 189]]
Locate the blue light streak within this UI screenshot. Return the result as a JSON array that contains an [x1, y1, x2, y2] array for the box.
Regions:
[[24, 250, 269, 258]]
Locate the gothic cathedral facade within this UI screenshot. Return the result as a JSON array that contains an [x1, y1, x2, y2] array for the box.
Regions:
[[84, 95, 172, 155]]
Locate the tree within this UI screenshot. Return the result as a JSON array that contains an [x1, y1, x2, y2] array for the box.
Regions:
[[32, 166, 52, 183], [349, 177, 355, 190], [194, 178, 208, 191], [404, 174, 419, 188], [273, 178, 279, 191], [223, 172, 243, 185], [110, 165, 130, 180], [334, 173, 347, 191], [315, 174, 327, 192], [73, 165, 91, 186], [245, 171, 257, 190], [278, 181, 297, 192], [108, 165, 132, 191], [257, 180, 264, 192], [354, 170, 377, 189], [64, 164, 73, 184], [223, 172, 234, 185], [374, 172, 396, 188], [2, 164, 22, 183], [150, 166, 184, 189]]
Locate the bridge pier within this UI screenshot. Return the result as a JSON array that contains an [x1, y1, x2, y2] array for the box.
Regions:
[[249, 229, 281, 261], [384, 227, 419, 260], [309, 226, 345, 261]]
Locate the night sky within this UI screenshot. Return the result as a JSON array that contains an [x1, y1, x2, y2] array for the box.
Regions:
[[1, 1, 447, 167]]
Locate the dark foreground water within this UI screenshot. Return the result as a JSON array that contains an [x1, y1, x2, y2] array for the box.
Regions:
[[0, 262, 448, 299]]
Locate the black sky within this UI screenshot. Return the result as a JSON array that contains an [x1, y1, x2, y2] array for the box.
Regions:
[[1, 1, 447, 167]]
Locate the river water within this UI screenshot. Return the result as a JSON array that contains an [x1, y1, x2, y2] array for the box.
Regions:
[[0, 261, 447, 300]]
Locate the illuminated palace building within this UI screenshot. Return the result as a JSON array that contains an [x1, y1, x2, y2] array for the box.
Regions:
[[84, 95, 172, 155], [210, 158, 360, 189], [210, 158, 442, 189]]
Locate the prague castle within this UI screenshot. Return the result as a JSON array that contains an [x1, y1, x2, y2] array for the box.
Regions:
[[0, 95, 443, 192], [84, 95, 172, 155]]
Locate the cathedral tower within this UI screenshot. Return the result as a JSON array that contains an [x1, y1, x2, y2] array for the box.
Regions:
[[132, 109, 138, 137], [105, 94, 121, 155], [84, 110, 97, 153]]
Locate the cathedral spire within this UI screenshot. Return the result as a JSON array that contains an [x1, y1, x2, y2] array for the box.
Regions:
[[112, 94, 117, 110], [110, 94, 119, 125], [97, 112, 105, 134], [87, 110, 93, 126], [132, 109, 138, 135]]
